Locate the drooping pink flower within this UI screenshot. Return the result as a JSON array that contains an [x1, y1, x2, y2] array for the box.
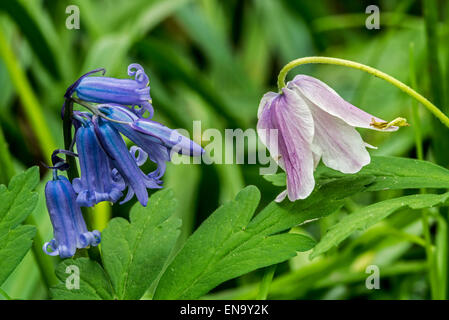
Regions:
[[257, 75, 400, 202]]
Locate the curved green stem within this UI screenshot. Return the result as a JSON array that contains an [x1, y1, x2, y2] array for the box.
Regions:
[[277, 56, 449, 129]]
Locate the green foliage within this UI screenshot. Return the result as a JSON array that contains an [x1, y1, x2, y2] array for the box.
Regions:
[[51, 258, 114, 300], [317, 156, 449, 191], [47, 155, 449, 300], [101, 189, 181, 300], [3, 0, 449, 301], [312, 192, 449, 258], [265, 156, 449, 190], [154, 186, 315, 300], [51, 189, 181, 300], [0, 167, 39, 286], [251, 176, 374, 237], [50, 176, 383, 300]]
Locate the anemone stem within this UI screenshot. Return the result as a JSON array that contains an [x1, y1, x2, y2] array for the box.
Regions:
[[277, 56, 449, 129]]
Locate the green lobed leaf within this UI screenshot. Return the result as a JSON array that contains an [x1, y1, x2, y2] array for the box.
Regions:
[[0, 167, 39, 286], [264, 156, 449, 191], [51, 258, 114, 300], [0, 225, 36, 286], [101, 189, 181, 300], [311, 192, 449, 259], [154, 185, 345, 300], [248, 176, 375, 237], [0, 167, 39, 234]]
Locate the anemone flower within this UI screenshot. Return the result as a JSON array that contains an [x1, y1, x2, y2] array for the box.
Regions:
[[257, 74, 401, 202]]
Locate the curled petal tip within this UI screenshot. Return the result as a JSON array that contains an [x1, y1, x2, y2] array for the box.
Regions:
[[42, 241, 59, 256], [370, 117, 409, 130], [128, 63, 149, 84], [80, 231, 101, 248]]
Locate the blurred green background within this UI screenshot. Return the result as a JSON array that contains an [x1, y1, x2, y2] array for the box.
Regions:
[[0, 0, 448, 299]]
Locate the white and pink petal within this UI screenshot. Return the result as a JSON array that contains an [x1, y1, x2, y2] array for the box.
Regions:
[[257, 88, 316, 201], [289, 75, 398, 132], [307, 101, 371, 174]]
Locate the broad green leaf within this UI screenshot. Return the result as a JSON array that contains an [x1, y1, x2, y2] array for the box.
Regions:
[[165, 162, 200, 244], [0, 225, 36, 286], [0, 167, 39, 233], [51, 258, 114, 300], [154, 186, 321, 300], [311, 192, 449, 259], [0, 167, 39, 285], [101, 189, 181, 300], [247, 176, 374, 237], [264, 156, 449, 191], [2, 170, 56, 300], [317, 156, 449, 191]]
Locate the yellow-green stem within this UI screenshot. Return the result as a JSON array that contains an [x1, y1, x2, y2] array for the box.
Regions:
[[277, 56, 449, 130], [92, 201, 111, 232]]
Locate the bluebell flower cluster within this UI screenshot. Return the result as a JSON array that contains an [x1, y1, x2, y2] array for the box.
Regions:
[[43, 64, 203, 258]]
